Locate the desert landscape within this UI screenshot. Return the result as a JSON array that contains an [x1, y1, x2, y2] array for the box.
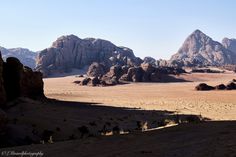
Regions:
[[44, 72, 236, 120], [1, 1, 236, 156], [0, 71, 235, 157]]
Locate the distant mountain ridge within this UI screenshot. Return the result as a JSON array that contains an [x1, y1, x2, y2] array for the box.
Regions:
[[169, 30, 236, 67], [1, 30, 236, 75], [0, 47, 37, 69]]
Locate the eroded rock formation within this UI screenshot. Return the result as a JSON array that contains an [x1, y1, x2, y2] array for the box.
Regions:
[[36, 35, 142, 77], [0, 52, 45, 106]]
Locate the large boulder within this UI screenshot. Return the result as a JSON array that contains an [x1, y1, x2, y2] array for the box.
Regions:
[[127, 67, 144, 82], [107, 65, 124, 80], [226, 82, 236, 90], [88, 77, 101, 86], [141, 63, 155, 82], [195, 83, 215, 91], [2, 57, 45, 102], [215, 84, 226, 90], [3, 57, 23, 101], [87, 62, 106, 77]]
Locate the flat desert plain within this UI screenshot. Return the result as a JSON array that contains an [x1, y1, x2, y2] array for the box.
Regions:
[[44, 72, 236, 120]]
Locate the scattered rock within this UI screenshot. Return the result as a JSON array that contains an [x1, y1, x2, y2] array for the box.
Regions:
[[226, 82, 236, 90], [80, 78, 91, 86], [215, 84, 226, 90], [88, 77, 101, 86], [195, 83, 215, 91]]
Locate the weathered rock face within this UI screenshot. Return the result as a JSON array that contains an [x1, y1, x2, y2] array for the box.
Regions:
[[222, 38, 236, 55], [87, 62, 106, 77], [36, 35, 142, 77], [20, 67, 44, 99], [0, 52, 6, 106], [0, 55, 44, 104], [170, 30, 236, 67]]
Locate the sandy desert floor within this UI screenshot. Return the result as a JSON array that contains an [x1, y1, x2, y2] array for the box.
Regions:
[[1, 72, 236, 157], [44, 72, 236, 120]]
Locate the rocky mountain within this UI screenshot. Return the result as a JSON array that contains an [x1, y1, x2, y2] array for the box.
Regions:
[[35, 35, 142, 77], [169, 30, 236, 67], [222, 38, 236, 54], [0, 47, 37, 69]]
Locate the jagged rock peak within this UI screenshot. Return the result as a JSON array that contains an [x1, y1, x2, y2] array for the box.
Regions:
[[169, 29, 234, 67]]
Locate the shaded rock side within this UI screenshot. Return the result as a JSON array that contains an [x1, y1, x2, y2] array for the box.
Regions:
[[2, 56, 45, 103], [0, 52, 6, 106]]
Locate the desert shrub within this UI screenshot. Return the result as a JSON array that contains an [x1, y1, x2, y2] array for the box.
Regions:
[[136, 121, 148, 131], [42, 130, 54, 143]]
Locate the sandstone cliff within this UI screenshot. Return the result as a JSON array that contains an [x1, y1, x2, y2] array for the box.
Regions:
[[35, 35, 142, 77]]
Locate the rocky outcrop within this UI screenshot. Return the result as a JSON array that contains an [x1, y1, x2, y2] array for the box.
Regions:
[[169, 30, 236, 67], [0, 47, 37, 69], [87, 62, 106, 77], [0, 53, 44, 106], [36, 35, 142, 77], [75, 63, 187, 86]]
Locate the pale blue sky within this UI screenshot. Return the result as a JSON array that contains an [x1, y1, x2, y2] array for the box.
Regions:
[[0, 0, 236, 59]]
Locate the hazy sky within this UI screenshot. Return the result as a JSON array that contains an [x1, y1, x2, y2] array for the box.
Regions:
[[1, 0, 236, 59]]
